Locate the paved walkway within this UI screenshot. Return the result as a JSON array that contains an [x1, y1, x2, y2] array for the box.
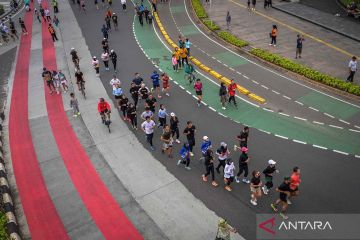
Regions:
[[203, 0, 360, 83]]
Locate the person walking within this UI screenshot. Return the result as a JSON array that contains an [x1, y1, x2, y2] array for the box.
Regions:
[[144, 7, 150, 24], [177, 143, 191, 170], [110, 75, 121, 90], [215, 142, 230, 174], [202, 148, 218, 187], [53, 15, 60, 27], [161, 73, 170, 96], [269, 25, 278, 46], [160, 124, 173, 158], [101, 51, 110, 71], [295, 34, 304, 59], [127, 103, 137, 129], [52, 70, 62, 94], [170, 112, 180, 144], [121, 0, 127, 11], [9, 18, 18, 40], [271, 176, 292, 219], [109, 49, 117, 72], [235, 147, 250, 184], [236, 126, 249, 148], [70, 93, 81, 117], [102, 38, 109, 53], [174, 47, 182, 69], [19, 18, 28, 35], [52, 0, 59, 13], [151, 0, 157, 12], [226, 11, 231, 30], [141, 116, 156, 151], [200, 136, 212, 161], [150, 70, 161, 98], [228, 79, 237, 107], [34, 8, 42, 23], [180, 46, 188, 67], [132, 72, 144, 86], [45, 8, 51, 22], [105, 15, 111, 31], [219, 82, 227, 110], [141, 107, 154, 121], [157, 104, 168, 128], [92, 56, 100, 76], [194, 78, 203, 107], [288, 166, 301, 204], [171, 54, 178, 72], [138, 83, 150, 101], [250, 170, 262, 206], [262, 159, 279, 195], [224, 158, 235, 191], [347, 56, 357, 83], [129, 82, 140, 108], [183, 121, 196, 156], [48, 24, 58, 42]]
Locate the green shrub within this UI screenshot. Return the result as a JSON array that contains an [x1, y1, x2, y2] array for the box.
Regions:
[[202, 19, 220, 31], [250, 48, 360, 96], [191, 0, 207, 19], [217, 31, 249, 48], [0, 211, 9, 240]]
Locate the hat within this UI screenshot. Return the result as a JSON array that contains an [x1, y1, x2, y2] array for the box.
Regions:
[[268, 159, 276, 165], [220, 142, 227, 147], [111, 49, 114, 52], [170, 112, 175, 117], [71, 47, 75, 50], [284, 176, 291, 181], [203, 136, 209, 141], [241, 147, 248, 152], [93, 56, 97, 59]]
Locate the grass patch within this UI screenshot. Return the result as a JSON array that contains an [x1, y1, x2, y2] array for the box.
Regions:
[[202, 19, 220, 31], [217, 31, 249, 47], [250, 48, 360, 96], [0, 211, 9, 240], [191, 0, 207, 18]]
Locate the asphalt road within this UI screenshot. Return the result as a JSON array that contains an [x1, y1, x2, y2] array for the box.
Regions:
[[69, 1, 360, 239]]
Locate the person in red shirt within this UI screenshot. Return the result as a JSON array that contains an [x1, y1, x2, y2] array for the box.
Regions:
[[288, 166, 301, 204], [228, 79, 237, 108], [161, 73, 170, 97], [97, 98, 111, 123]]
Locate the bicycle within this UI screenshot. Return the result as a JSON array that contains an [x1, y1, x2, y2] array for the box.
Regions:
[[184, 72, 196, 85], [73, 58, 80, 71], [101, 112, 111, 133], [78, 81, 86, 99]]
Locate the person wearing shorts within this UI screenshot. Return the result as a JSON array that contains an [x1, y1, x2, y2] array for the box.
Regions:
[[194, 78, 203, 107], [288, 167, 301, 204], [250, 170, 262, 206], [161, 73, 170, 96], [151, 70, 161, 98], [42, 68, 55, 94], [161, 124, 173, 158], [224, 158, 235, 192], [75, 69, 85, 91], [271, 176, 291, 219]]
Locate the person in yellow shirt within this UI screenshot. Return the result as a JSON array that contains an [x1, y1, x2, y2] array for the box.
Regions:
[[180, 46, 188, 67], [174, 47, 182, 69]]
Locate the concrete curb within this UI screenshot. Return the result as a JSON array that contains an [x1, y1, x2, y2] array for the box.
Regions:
[[0, 117, 21, 240], [272, 4, 360, 43]]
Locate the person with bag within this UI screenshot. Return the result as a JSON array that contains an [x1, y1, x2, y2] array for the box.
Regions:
[[215, 218, 237, 240], [269, 25, 277, 46]]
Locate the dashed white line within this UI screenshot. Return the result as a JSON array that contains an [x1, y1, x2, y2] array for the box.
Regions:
[[324, 113, 335, 118], [339, 119, 350, 125], [179, 86, 185, 89], [243, 75, 249, 79], [349, 129, 360, 133], [219, 113, 226, 117], [295, 101, 304, 105], [313, 145, 327, 150], [217, 60, 221, 63], [261, 85, 269, 90], [223, 64, 229, 67], [355, 155, 360, 159], [173, 81, 178, 84], [355, 125, 360, 129], [209, 107, 216, 112], [279, 112, 290, 117], [329, 125, 343, 129], [263, 108, 274, 112], [252, 80, 259, 85], [259, 129, 271, 134], [333, 150, 349, 155], [294, 116, 307, 121], [229, 67, 235, 71], [159, 68, 163, 72], [202, 102, 208, 106], [293, 140, 307, 144], [271, 90, 280, 95], [211, 56, 216, 59], [275, 134, 288, 140], [313, 121, 324, 125], [283, 95, 291, 100], [308, 107, 319, 112], [186, 90, 191, 94]]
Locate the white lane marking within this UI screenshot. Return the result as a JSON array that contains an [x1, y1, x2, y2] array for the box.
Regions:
[[209, 107, 216, 112], [275, 134, 288, 139], [217, 59, 221, 63], [223, 64, 229, 67], [219, 113, 226, 117], [263, 108, 274, 112], [173, 81, 178, 84], [271, 90, 280, 95], [279, 112, 290, 117], [243, 75, 249, 79], [179, 85, 185, 89], [324, 113, 335, 118], [329, 125, 343, 129], [313, 145, 327, 150], [261, 85, 269, 90], [308, 107, 319, 112], [186, 90, 191, 94], [293, 140, 307, 144], [229, 67, 235, 71], [283, 95, 291, 100], [294, 116, 307, 121], [203, 102, 208, 106], [355, 155, 360, 159], [259, 129, 271, 134], [333, 150, 349, 155], [349, 129, 360, 133], [211, 56, 216, 59], [236, 71, 242, 75], [313, 121, 324, 125], [252, 80, 259, 84], [183, 0, 360, 109], [355, 125, 360, 129], [295, 101, 304, 105], [339, 119, 350, 125]]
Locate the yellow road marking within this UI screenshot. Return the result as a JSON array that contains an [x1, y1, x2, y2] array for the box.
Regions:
[[228, 0, 358, 58]]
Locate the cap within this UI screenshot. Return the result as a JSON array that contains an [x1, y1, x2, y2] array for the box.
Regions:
[[170, 112, 175, 117], [203, 136, 209, 141], [71, 47, 75, 50], [111, 49, 114, 52], [268, 159, 276, 165], [220, 142, 227, 147], [93, 56, 97, 59], [241, 147, 248, 152], [284, 176, 291, 181]]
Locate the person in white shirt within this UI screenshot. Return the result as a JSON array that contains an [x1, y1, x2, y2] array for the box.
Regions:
[[92, 56, 100, 76], [224, 158, 235, 192], [101, 51, 110, 71], [121, 0, 127, 11], [141, 107, 153, 120], [347, 56, 357, 83], [141, 116, 156, 150], [109, 75, 121, 90]]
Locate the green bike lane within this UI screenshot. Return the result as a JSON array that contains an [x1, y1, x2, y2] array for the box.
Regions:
[[133, 15, 360, 156]]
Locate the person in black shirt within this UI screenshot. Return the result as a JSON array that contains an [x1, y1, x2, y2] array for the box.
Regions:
[[127, 103, 137, 129], [105, 15, 111, 30], [112, 13, 118, 30], [262, 159, 279, 195], [132, 73, 144, 86], [202, 148, 218, 187], [170, 112, 180, 144], [129, 82, 140, 108], [109, 49, 117, 72], [271, 177, 291, 219], [219, 82, 227, 110], [102, 38, 109, 53], [250, 171, 262, 206], [237, 126, 249, 148], [183, 121, 196, 156], [235, 147, 250, 183], [75, 69, 85, 91], [119, 94, 129, 120], [144, 7, 150, 23], [145, 94, 157, 113]]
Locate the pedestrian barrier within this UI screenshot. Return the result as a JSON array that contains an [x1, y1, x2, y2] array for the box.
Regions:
[[0, 116, 22, 240], [152, 12, 266, 104]]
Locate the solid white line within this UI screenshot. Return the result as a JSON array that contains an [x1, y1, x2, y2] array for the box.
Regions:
[[324, 113, 335, 118], [339, 119, 350, 125], [294, 116, 307, 121], [275, 134, 288, 139], [329, 125, 343, 129], [349, 129, 360, 133], [209, 107, 216, 112], [283, 95, 291, 100], [261, 85, 269, 90], [243, 75, 249, 79], [313, 121, 324, 125], [295, 101, 304, 105], [279, 112, 290, 117], [293, 140, 307, 144], [308, 107, 319, 112], [271, 90, 280, 95], [313, 145, 327, 150], [263, 108, 274, 112], [252, 80, 259, 84], [333, 150, 349, 155]]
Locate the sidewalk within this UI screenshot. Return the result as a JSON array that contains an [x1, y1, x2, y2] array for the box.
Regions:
[[203, 0, 360, 83]]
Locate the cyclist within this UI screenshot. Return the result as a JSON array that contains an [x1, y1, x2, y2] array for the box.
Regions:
[[98, 98, 111, 123], [75, 69, 85, 91], [70, 47, 80, 70], [184, 63, 196, 84]]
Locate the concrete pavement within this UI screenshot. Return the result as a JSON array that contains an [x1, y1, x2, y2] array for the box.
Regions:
[[203, 0, 360, 83]]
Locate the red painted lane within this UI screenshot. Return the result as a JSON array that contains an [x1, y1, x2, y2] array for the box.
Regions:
[[8, 4, 69, 240], [41, 3, 143, 239]]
